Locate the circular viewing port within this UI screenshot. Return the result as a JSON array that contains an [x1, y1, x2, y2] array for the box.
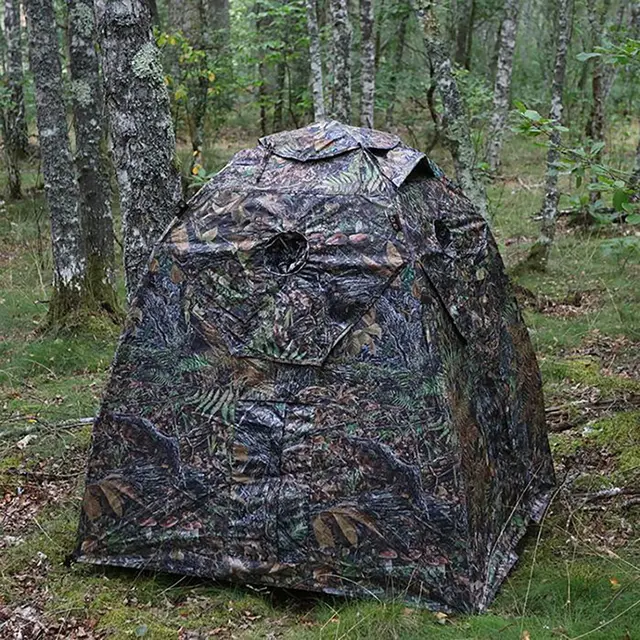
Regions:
[[262, 231, 309, 275]]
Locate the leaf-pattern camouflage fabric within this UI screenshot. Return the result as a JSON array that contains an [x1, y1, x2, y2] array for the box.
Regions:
[[75, 120, 555, 612]]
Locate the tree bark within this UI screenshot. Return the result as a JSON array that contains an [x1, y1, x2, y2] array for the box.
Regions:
[[255, 0, 269, 135], [273, 60, 286, 131], [524, 0, 573, 271], [453, 0, 475, 70], [412, 0, 488, 220], [359, 0, 375, 128], [385, 5, 409, 128], [68, 0, 119, 315], [24, 0, 87, 325], [585, 0, 611, 143], [305, 0, 326, 121], [486, 0, 521, 173], [630, 134, 640, 202], [3, 0, 29, 199], [374, 0, 385, 73], [95, 0, 183, 301], [330, 0, 352, 123]]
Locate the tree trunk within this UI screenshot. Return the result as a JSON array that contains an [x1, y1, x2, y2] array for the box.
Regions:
[[167, 0, 212, 175], [630, 134, 640, 202], [585, 0, 611, 142], [330, 0, 352, 123], [453, 0, 475, 70], [68, 0, 119, 315], [585, 0, 611, 205], [359, 0, 375, 128], [385, 5, 409, 129], [486, 0, 521, 173], [374, 0, 385, 73], [95, 0, 183, 301], [412, 0, 488, 220], [305, 0, 326, 120], [255, 0, 269, 135], [273, 60, 286, 131], [524, 0, 573, 271], [3, 0, 29, 199], [24, 0, 87, 325]]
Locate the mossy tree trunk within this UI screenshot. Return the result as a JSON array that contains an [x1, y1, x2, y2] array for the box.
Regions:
[[3, 0, 29, 199], [330, 0, 352, 123], [359, 0, 375, 128], [68, 0, 119, 317], [95, 0, 183, 301], [523, 0, 573, 271], [412, 0, 488, 220], [24, 0, 88, 327], [305, 0, 326, 121], [486, 0, 521, 173]]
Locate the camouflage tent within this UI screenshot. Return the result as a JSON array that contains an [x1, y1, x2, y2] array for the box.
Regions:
[[75, 120, 554, 612]]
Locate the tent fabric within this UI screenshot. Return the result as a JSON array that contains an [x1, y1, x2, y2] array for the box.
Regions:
[[75, 120, 555, 612]]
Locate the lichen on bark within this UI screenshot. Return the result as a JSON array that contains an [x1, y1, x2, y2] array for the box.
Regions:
[[522, 0, 573, 272], [25, 0, 87, 327], [411, 0, 488, 220], [330, 0, 352, 123], [69, 0, 120, 317], [3, 0, 29, 199], [95, 0, 183, 300]]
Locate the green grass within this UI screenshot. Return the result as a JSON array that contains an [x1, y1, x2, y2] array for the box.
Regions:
[[1, 133, 639, 639]]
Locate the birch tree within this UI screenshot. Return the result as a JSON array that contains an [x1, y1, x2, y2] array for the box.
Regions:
[[524, 0, 573, 270], [3, 0, 29, 199], [411, 0, 488, 220], [486, 0, 521, 173], [68, 0, 118, 314], [330, 0, 352, 123], [24, 0, 87, 325], [359, 0, 375, 128], [95, 0, 183, 300], [305, 0, 325, 120]]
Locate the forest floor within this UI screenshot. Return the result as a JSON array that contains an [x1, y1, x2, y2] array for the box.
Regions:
[[1, 133, 639, 639]]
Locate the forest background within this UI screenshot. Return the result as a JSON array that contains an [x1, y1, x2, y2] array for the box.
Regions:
[[1, 0, 640, 637]]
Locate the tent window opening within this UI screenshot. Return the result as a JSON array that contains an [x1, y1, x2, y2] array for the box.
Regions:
[[262, 231, 309, 275]]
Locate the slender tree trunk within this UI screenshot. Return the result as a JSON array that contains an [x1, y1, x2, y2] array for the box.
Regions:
[[585, 0, 611, 142], [255, 0, 269, 134], [385, 6, 409, 128], [273, 60, 286, 131], [585, 0, 611, 205], [630, 134, 640, 202], [25, 0, 87, 325], [359, 0, 375, 128], [486, 0, 521, 173], [330, 0, 352, 123], [412, 0, 488, 220], [305, 0, 326, 120], [3, 0, 28, 199], [68, 0, 119, 315], [374, 0, 385, 73], [453, 0, 475, 70], [4, 0, 28, 154], [524, 0, 573, 271], [95, 0, 183, 301], [167, 0, 211, 175]]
